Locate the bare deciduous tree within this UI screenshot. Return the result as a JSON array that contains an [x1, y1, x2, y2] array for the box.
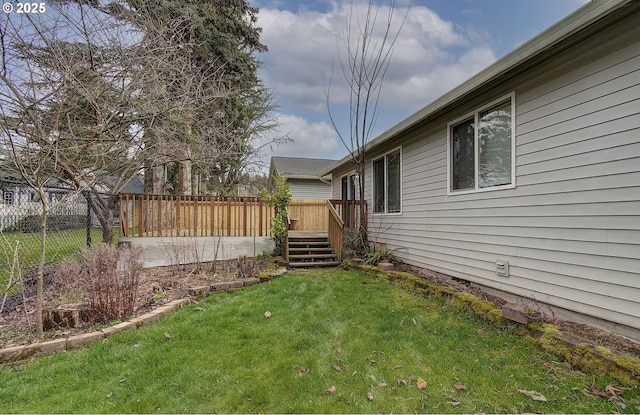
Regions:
[[0, 5, 149, 339], [327, 0, 410, 251]]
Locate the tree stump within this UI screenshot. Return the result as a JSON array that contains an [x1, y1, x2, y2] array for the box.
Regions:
[[42, 303, 92, 330]]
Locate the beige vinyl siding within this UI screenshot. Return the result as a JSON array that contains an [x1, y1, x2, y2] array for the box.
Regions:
[[288, 179, 331, 200], [358, 11, 640, 333]]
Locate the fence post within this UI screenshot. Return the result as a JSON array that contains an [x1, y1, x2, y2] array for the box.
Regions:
[[85, 190, 92, 248]]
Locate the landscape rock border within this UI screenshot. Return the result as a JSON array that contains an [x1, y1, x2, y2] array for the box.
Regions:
[[0, 299, 189, 364], [0, 269, 288, 365]]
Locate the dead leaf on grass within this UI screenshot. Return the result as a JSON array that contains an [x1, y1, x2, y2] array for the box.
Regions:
[[336, 348, 342, 355], [412, 318, 417, 325], [325, 386, 336, 394], [605, 384, 623, 398], [518, 389, 547, 402], [194, 307, 204, 311], [366, 392, 374, 401], [163, 332, 172, 340], [454, 382, 467, 390], [379, 380, 388, 387], [396, 379, 408, 387], [590, 384, 608, 399], [331, 364, 343, 372], [295, 366, 311, 376], [417, 378, 427, 390], [448, 401, 460, 407]]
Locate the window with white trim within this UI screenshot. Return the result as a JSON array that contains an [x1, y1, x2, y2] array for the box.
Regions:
[[373, 148, 401, 214], [448, 94, 515, 193]]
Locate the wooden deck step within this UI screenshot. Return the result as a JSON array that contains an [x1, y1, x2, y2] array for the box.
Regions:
[[287, 233, 339, 268], [289, 253, 337, 260], [289, 240, 331, 246], [289, 247, 334, 253], [289, 260, 341, 268]]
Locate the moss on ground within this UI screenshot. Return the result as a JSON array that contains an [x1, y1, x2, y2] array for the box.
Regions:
[[354, 263, 640, 385]]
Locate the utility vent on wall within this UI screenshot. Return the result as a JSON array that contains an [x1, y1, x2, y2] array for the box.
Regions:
[[496, 260, 509, 277]]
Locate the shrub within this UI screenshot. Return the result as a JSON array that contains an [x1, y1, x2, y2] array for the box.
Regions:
[[260, 173, 292, 253], [81, 244, 143, 322], [343, 228, 366, 258], [364, 247, 399, 265], [9, 214, 86, 233], [237, 255, 259, 279]]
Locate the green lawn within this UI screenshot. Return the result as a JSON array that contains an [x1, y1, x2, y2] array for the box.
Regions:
[[0, 228, 106, 289], [0, 269, 637, 413]]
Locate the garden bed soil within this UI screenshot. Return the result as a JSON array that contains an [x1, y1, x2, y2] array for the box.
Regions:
[[0, 259, 271, 349]]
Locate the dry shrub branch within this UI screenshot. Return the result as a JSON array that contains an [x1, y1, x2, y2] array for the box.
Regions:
[[84, 244, 143, 322], [57, 244, 143, 323]]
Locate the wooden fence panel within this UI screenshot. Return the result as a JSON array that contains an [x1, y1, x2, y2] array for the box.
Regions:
[[288, 199, 328, 231], [119, 194, 274, 237], [119, 195, 366, 237]]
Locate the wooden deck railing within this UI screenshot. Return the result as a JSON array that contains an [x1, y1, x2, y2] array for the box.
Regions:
[[329, 199, 366, 230], [119, 194, 274, 237], [327, 200, 344, 262]]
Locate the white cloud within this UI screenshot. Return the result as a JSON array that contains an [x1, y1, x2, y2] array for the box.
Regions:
[[253, 1, 502, 161], [265, 114, 341, 158], [258, 2, 496, 115]]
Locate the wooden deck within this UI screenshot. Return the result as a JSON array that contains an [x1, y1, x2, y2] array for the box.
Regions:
[[288, 230, 328, 239]]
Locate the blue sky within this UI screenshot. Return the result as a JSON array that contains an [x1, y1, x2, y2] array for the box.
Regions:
[[249, 0, 589, 165]]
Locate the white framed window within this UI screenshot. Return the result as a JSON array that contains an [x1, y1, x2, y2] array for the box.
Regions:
[[447, 93, 516, 194], [3, 190, 14, 205], [372, 147, 401, 214], [341, 173, 357, 200]]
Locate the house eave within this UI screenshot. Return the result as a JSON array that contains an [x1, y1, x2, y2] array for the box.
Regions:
[[321, 0, 638, 176], [284, 174, 324, 181]]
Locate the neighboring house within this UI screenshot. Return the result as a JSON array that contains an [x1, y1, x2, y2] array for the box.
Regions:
[[268, 157, 335, 199], [323, 0, 640, 340], [0, 170, 144, 231], [102, 176, 144, 195], [0, 171, 85, 231]]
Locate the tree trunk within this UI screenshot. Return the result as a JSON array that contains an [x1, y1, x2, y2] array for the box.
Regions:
[[35, 209, 48, 342], [86, 192, 117, 245], [152, 164, 165, 194], [358, 162, 369, 254], [178, 159, 192, 195], [145, 163, 165, 194]]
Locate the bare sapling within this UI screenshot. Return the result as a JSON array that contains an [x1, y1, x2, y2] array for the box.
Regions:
[[163, 237, 189, 272], [0, 233, 21, 315], [209, 232, 224, 273]]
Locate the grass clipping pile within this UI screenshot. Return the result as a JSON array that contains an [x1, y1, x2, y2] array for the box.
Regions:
[[0, 244, 273, 349]]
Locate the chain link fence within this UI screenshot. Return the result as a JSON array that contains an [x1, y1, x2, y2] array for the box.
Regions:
[[0, 182, 118, 298]]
